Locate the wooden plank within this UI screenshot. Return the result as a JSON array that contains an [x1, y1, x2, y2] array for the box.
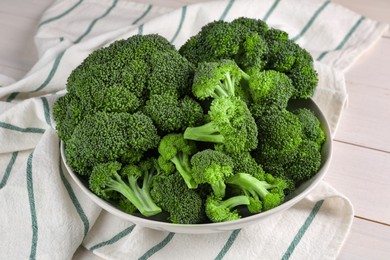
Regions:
[[324, 141, 390, 224], [334, 37, 390, 152], [338, 217, 390, 260]]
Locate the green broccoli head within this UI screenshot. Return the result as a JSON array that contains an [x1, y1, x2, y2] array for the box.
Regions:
[[192, 59, 246, 100], [205, 194, 250, 223], [255, 108, 303, 165], [293, 108, 325, 147], [158, 133, 198, 189], [148, 48, 194, 97], [184, 96, 258, 154], [287, 48, 318, 99], [151, 172, 204, 224], [190, 149, 234, 198], [65, 111, 159, 175], [247, 69, 294, 109]]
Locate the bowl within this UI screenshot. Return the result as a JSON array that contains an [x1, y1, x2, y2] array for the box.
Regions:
[[61, 98, 332, 234]]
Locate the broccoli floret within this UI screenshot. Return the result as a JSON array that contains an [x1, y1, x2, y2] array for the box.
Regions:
[[179, 17, 269, 70], [53, 93, 87, 142], [227, 172, 286, 212], [151, 172, 204, 224], [287, 48, 318, 99], [264, 28, 297, 73], [205, 194, 250, 223], [230, 17, 269, 36], [247, 69, 294, 109], [179, 20, 242, 65], [226, 151, 265, 177], [184, 96, 258, 154], [293, 108, 325, 147], [89, 160, 161, 217], [284, 140, 322, 183], [255, 108, 302, 165], [65, 111, 159, 175], [143, 93, 204, 132], [192, 59, 248, 100], [148, 48, 194, 97], [190, 149, 234, 198], [157, 133, 198, 189]]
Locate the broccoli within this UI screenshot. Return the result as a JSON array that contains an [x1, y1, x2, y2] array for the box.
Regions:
[[65, 111, 159, 175], [151, 172, 204, 224], [284, 140, 322, 183], [179, 17, 269, 70], [205, 194, 250, 223], [148, 48, 194, 97], [293, 108, 325, 147], [157, 133, 198, 189], [192, 59, 248, 100], [246, 68, 294, 109], [184, 96, 258, 154], [190, 149, 234, 198], [143, 93, 204, 132], [227, 172, 286, 212], [254, 107, 302, 165], [89, 160, 162, 217]]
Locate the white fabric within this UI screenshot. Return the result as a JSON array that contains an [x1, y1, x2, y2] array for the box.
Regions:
[[0, 0, 387, 259]]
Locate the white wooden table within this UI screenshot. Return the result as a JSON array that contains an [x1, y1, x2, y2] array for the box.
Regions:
[[1, 0, 389, 259]]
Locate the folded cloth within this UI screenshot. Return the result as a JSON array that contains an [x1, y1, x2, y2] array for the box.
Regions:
[[0, 0, 388, 259]]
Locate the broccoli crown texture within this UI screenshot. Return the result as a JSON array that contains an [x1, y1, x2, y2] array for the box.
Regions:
[[151, 172, 204, 224], [184, 96, 258, 154], [190, 149, 234, 198]]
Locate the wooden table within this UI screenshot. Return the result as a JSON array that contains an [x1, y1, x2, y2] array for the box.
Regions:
[[1, 0, 389, 259]]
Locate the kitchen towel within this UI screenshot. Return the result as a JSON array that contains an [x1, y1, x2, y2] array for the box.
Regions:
[[0, 0, 388, 259]]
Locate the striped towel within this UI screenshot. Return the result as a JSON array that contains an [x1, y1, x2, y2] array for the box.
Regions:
[[0, 0, 387, 259]]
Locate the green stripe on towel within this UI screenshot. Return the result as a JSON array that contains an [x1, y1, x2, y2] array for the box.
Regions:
[[8, 0, 119, 101], [263, 0, 281, 22], [40, 97, 52, 127], [89, 225, 136, 251], [58, 152, 90, 238], [138, 232, 175, 260], [132, 4, 153, 25], [282, 200, 324, 259], [0, 122, 45, 134], [38, 0, 84, 28], [27, 152, 38, 260], [215, 229, 241, 260], [291, 0, 330, 42], [170, 6, 187, 44], [74, 0, 119, 44], [0, 151, 18, 189], [317, 16, 365, 61], [219, 0, 235, 21]]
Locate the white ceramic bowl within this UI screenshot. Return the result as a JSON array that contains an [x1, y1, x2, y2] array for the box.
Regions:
[[61, 98, 332, 234]]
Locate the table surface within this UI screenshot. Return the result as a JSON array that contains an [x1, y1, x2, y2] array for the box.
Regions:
[[1, 0, 389, 259]]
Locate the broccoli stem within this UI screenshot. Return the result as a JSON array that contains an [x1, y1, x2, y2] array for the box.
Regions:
[[183, 122, 225, 143], [170, 155, 198, 189], [224, 72, 235, 96], [211, 180, 226, 198], [118, 175, 161, 217], [212, 84, 230, 98], [220, 195, 250, 209], [227, 173, 273, 199]]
